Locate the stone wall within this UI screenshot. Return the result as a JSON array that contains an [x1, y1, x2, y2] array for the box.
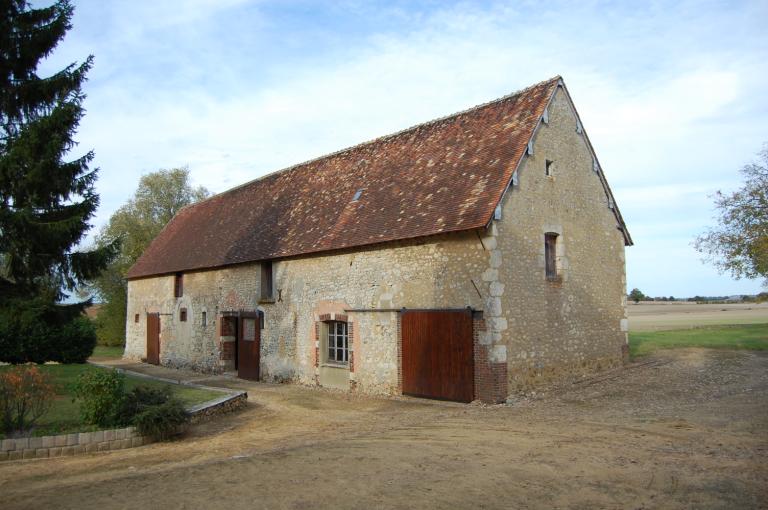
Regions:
[[494, 86, 628, 393], [0, 427, 151, 462], [188, 391, 248, 424], [127, 231, 491, 395], [126, 266, 260, 372]]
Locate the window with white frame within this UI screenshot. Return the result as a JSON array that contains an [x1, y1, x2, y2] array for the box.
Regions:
[[326, 321, 349, 365]]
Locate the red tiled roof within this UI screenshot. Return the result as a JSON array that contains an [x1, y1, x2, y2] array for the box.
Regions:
[[127, 77, 562, 279]]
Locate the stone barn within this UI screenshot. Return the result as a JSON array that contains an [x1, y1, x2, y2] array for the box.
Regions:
[[125, 76, 632, 403]]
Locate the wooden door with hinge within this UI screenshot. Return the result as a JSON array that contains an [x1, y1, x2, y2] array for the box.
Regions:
[[401, 309, 474, 403], [146, 313, 160, 365], [237, 312, 261, 381]]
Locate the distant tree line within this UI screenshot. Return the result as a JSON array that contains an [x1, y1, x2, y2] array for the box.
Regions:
[[627, 288, 768, 304]]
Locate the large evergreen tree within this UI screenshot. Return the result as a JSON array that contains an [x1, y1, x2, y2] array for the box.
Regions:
[[0, 1, 116, 363]]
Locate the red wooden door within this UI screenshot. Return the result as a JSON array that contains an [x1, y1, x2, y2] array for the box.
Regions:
[[146, 313, 160, 365], [401, 310, 474, 403], [237, 312, 260, 380]]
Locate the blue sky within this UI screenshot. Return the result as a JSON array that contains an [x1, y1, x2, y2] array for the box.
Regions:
[[37, 0, 768, 297]]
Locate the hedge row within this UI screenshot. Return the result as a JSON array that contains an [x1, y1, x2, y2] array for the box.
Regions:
[[0, 297, 96, 364]]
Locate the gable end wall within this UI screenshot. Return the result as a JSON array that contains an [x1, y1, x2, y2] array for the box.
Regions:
[[493, 87, 628, 393]]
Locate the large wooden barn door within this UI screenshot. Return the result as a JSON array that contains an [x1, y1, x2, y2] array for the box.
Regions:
[[146, 313, 160, 365], [401, 309, 474, 403], [237, 312, 260, 381]]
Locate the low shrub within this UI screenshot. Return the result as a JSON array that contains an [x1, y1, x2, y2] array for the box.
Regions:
[[73, 373, 191, 440], [115, 385, 171, 425], [132, 397, 189, 440], [73, 369, 126, 427], [0, 365, 55, 436]]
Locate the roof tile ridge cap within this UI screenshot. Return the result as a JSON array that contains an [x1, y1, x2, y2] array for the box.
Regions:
[[183, 75, 564, 209]]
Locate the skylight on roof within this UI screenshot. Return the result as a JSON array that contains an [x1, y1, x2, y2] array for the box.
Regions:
[[352, 189, 363, 202]]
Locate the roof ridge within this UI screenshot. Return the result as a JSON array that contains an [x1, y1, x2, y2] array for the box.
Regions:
[[183, 75, 562, 210]]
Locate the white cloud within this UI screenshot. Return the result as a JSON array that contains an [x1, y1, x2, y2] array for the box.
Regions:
[[47, 0, 768, 296]]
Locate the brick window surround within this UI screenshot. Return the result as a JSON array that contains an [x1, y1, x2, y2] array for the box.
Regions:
[[314, 314, 354, 372]]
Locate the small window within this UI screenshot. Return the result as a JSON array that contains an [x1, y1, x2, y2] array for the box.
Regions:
[[180, 308, 187, 322], [545, 159, 554, 177], [201, 311, 207, 327], [545, 233, 558, 280], [326, 321, 349, 365], [174, 273, 183, 297], [352, 189, 363, 202], [260, 261, 273, 300], [259, 310, 265, 330], [221, 315, 237, 336], [134, 314, 140, 323], [242, 318, 256, 341]]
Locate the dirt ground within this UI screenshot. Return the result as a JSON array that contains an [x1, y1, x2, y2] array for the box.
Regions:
[[1, 349, 767, 510], [627, 302, 768, 331]]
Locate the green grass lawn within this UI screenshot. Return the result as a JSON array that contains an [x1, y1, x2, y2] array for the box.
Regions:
[[0, 364, 223, 437], [90, 345, 125, 359], [629, 323, 768, 358]]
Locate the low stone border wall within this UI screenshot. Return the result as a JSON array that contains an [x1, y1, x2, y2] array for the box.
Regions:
[[0, 367, 248, 462], [0, 426, 151, 462], [189, 391, 248, 424]]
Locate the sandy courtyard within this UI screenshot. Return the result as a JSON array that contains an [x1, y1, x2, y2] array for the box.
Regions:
[[1, 348, 766, 509]]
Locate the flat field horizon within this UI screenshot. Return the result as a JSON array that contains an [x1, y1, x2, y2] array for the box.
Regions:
[[627, 301, 768, 331]]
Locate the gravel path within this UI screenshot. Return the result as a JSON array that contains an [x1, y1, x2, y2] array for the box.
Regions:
[[1, 349, 766, 509]]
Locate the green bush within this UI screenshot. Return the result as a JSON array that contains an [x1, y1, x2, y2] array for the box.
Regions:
[[133, 397, 189, 440], [0, 297, 96, 364], [94, 304, 126, 347], [73, 369, 126, 427], [55, 317, 98, 363], [73, 369, 191, 440], [115, 385, 171, 425]]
